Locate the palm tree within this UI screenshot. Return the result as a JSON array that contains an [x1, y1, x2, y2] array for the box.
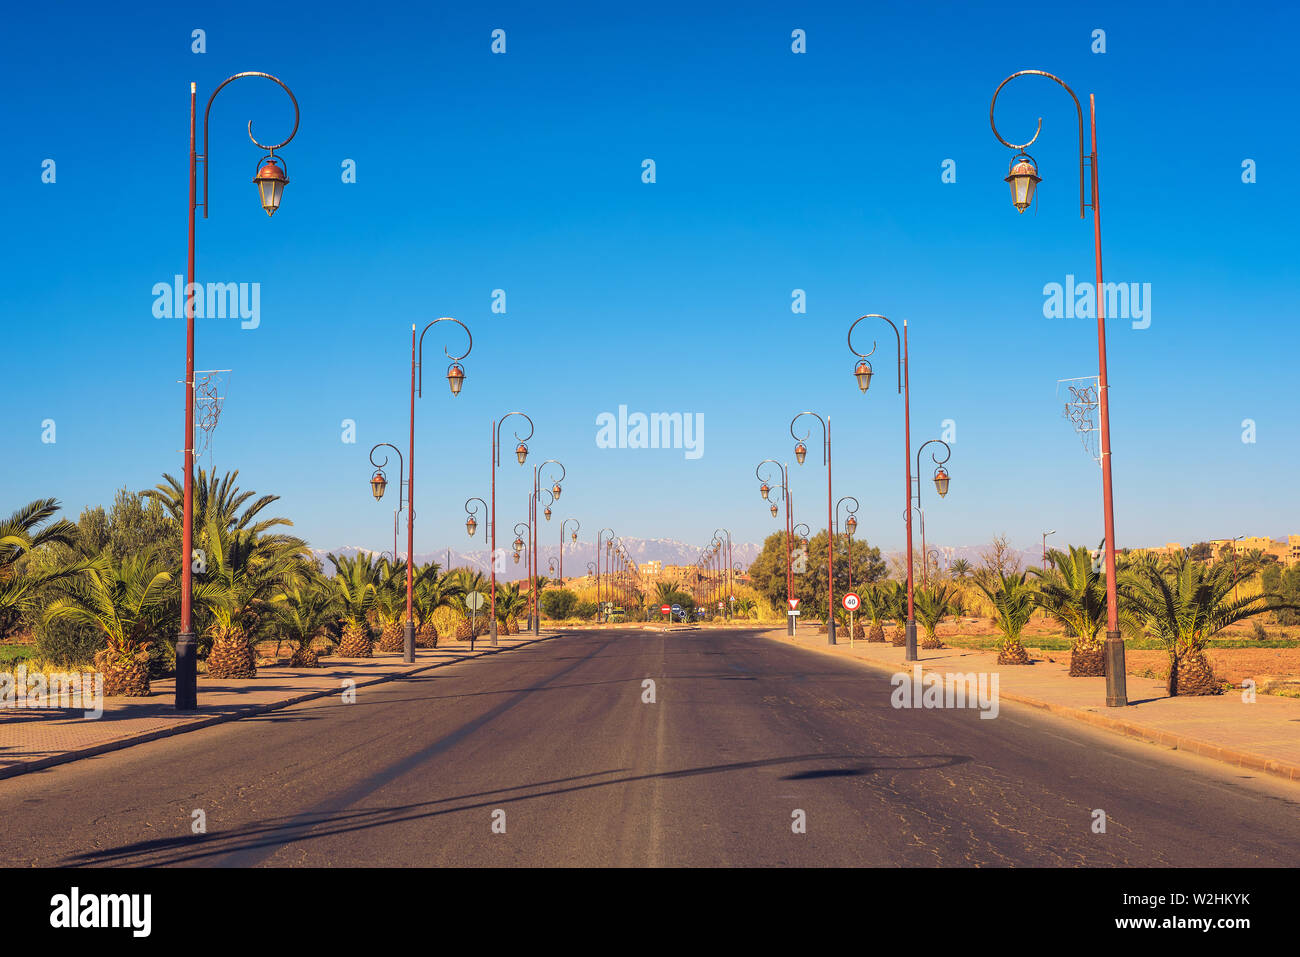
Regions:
[[949, 558, 972, 579], [1030, 545, 1114, 676], [913, 583, 955, 650], [974, 569, 1036, 665], [861, 583, 887, 641], [328, 552, 380, 657], [202, 515, 309, 678], [496, 582, 527, 634], [881, 580, 909, 646], [0, 499, 85, 633], [732, 596, 758, 620], [42, 549, 173, 696], [1126, 556, 1287, 696], [273, 579, 336, 668], [413, 565, 461, 648], [144, 468, 290, 539], [373, 557, 410, 654]]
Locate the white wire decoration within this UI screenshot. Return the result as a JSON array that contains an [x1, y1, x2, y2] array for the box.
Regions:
[[1057, 375, 1101, 467], [193, 369, 231, 464]]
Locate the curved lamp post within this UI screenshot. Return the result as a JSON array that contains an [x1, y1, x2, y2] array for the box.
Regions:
[[368, 440, 407, 598], [464, 497, 488, 543], [491, 412, 534, 646], [712, 529, 732, 619], [405, 318, 473, 663], [848, 314, 920, 660], [835, 495, 860, 596], [757, 459, 794, 635], [176, 72, 300, 711], [531, 460, 566, 633], [792, 412, 835, 645], [914, 439, 952, 588], [560, 518, 580, 582], [990, 69, 1125, 707], [512, 523, 532, 629], [595, 528, 615, 622]]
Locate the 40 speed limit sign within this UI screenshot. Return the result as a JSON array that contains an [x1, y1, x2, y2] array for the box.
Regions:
[[841, 592, 861, 612]]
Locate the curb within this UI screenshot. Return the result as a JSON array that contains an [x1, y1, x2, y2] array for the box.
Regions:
[[759, 629, 1300, 785], [0, 633, 561, 782]]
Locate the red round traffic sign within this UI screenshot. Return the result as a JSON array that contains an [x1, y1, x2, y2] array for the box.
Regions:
[[842, 592, 861, 612], [660, 604, 671, 614]]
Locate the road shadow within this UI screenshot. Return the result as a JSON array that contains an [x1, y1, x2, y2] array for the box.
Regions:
[[59, 750, 973, 867]]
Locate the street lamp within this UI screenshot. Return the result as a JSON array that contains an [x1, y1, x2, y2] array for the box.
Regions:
[[465, 497, 488, 543], [491, 413, 534, 646], [792, 412, 836, 645], [1004, 152, 1042, 213], [848, 314, 919, 660], [991, 69, 1126, 706], [712, 527, 733, 620], [512, 522, 531, 632], [757, 460, 793, 635], [914, 439, 952, 588], [367, 442, 407, 593], [175, 72, 300, 711], [1042, 529, 1056, 567], [531, 460, 566, 634], [596, 527, 615, 622], [404, 318, 473, 664], [835, 495, 860, 596], [560, 518, 581, 581]]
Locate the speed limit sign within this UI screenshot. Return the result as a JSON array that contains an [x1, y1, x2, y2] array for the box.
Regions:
[[842, 592, 861, 612]]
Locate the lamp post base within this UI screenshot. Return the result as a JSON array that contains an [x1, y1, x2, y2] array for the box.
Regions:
[[403, 620, 415, 664], [1104, 630, 1128, 707], [175, 632, 198, 711], [905, 619, 918, 662], [827, 618, 836, 645], [490, 619, 498, 647], [787, 614, 795, 637]]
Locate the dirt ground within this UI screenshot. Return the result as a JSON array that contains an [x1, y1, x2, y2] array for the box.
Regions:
[[938, 616, 1300, 683]]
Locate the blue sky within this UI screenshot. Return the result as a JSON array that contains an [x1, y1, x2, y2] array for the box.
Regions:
[[3, 0, 1296, 558]]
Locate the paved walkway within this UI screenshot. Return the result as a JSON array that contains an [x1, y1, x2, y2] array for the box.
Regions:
[[765, 626, 1300, 783], [0, 633, 558, 780]]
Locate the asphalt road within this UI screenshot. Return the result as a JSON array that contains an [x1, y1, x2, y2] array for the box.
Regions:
[[3, 627, 1298, 867]]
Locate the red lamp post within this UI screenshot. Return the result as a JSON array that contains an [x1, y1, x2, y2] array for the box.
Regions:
[[848, 314, 917, 661], [990, 70, 1126, 707], [913, 439, 952, 588], [595, 528, 615, 622], [791, 412, 835, 645], [491, 413, 534, 646], [835, 496, 860, 598], [367, 442, 406, 579], [406, 319, 473, 663], [757, 460, 794, 635], [530, 461, 565, 634], [713, 528, 732, 620], [176, 72, 299, 711]]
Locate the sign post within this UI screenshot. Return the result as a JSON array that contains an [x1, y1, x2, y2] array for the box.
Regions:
[[842, 592, 860, 647], [466, 590, 486, 650], [787, 597, 800, 636]]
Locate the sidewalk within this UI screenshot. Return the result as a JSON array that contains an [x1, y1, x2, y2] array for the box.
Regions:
[[0, 632, 560, 781], [764, 626, 1300, 783]]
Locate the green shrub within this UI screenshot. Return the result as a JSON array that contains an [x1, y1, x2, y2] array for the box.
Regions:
[[540, 589, 578, 620], [574, 601, 598, 620]]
